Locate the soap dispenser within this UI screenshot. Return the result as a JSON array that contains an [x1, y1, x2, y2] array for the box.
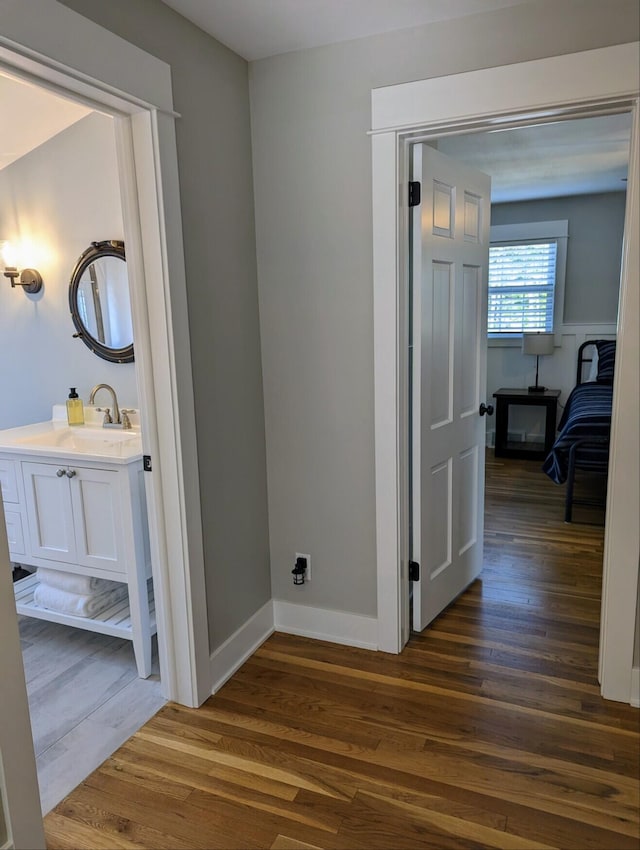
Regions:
[[66, 388, 84, 426]]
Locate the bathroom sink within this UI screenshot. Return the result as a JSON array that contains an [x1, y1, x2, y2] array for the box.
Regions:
[[15, 427, 139, 451], [0, 418, 143, 464]]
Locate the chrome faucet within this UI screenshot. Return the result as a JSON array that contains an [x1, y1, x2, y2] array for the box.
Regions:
[[89, 383, 121, 426]]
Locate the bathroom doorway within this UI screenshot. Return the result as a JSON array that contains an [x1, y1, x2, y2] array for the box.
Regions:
[[0, 8, 211, 838], [0, 70, 167, 812]]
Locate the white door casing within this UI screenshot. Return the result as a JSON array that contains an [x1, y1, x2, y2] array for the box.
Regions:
[[371, 42, 639, 705], [411, 145, 490, 631]]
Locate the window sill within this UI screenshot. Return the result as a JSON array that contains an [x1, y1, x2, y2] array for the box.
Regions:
[[488, 337, 524, 348]]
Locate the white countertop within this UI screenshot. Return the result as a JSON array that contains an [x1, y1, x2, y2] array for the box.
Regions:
[[0, 420, 143, 465]]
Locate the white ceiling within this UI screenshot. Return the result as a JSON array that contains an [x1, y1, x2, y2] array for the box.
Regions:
[[0, 54, 630, 203], [439, 112, 631, 203], [154, 0, 630, 201], [0, 73, 91, 172], [161, 0, 529, 61]]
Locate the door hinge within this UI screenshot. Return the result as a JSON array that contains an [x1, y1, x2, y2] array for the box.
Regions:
[[409, 560, 420, 581], [143, 455, 152, 472], [408, 181, 421, 207]]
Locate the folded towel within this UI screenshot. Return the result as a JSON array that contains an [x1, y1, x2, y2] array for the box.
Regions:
[[33, 582, 128, 618], [36, 567, 116, 596]]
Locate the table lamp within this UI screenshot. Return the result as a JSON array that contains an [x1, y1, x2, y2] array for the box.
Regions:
[[522, 332, 554, 393]]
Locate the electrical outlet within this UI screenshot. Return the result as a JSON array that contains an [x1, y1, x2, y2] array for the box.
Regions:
[[296, 552, 311, 582]]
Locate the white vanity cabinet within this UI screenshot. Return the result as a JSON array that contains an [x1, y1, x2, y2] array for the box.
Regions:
[[0, 440, 155, 679], [22, 462, 126, 572]]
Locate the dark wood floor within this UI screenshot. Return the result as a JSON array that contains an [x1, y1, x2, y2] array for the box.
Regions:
[[44, 454, 639, 850]]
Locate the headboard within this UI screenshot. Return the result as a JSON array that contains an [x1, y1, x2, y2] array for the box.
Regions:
[[577, 339, 616, 386]]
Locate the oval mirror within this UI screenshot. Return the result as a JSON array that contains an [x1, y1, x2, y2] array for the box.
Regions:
[[69, 240, 134, 363]]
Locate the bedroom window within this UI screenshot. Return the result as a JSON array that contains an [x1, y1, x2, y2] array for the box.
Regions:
[[488, 240, 557, 334], [488, 220, 568, 342]]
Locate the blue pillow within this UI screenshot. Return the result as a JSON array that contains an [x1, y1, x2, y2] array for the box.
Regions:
[[595, 340, 616, 384]]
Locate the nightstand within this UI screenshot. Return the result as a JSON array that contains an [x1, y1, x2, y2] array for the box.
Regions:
[[492, 388, 561, 460]]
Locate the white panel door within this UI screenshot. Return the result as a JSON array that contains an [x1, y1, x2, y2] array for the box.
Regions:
[[0, 499, 46, 849], [411, 144, 490, 631]]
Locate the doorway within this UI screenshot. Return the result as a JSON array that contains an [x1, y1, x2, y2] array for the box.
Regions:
[[371, 42, 640, 704], [407, 112, 629, 636], [0, 20, 211, 707], [0, 69, 169, 812]]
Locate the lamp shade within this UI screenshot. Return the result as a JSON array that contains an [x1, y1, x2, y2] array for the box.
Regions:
[[522, 332, 554, 356]]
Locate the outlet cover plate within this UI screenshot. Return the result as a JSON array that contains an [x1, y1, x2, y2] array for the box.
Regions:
[[296, 552, 311, 581]]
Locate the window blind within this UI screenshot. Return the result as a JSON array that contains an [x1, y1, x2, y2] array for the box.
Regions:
[[488, 240, 557, 335]]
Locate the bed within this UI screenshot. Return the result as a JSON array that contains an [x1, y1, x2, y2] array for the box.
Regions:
[[542, 339, 615, 522]]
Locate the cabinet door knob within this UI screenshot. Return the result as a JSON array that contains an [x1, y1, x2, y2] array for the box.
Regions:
[[66, 469, 77, 478], [56, 468, 66, 477]]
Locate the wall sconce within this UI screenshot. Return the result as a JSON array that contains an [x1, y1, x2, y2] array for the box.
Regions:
[[1, 241, 43, 294], [522, 332, 555, 393]]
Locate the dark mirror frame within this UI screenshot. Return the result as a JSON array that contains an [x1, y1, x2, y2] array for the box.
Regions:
[[69, 240, 134, 364]]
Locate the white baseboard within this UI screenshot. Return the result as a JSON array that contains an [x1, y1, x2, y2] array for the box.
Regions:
[[631, 666, 640, 708], [209, 599, 379, 694], [273, 600, 378, 650], [209, 599, 274, 694]]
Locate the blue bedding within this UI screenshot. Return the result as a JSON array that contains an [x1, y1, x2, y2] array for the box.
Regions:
[[542, 382, 612, 485]]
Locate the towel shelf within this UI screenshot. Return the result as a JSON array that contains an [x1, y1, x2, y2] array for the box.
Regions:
[[13, 572, 156, 642]]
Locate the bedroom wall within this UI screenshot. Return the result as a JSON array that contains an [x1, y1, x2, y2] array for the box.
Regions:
[[491, 192, 626, 325], [485, 191, 625, 441], [59, 0, 271, 653], [0, 112, 137, 431], [249, 0, 638, 618]]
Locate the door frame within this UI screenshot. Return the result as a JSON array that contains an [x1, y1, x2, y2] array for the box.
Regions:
[[371, 42, 640, 703], [0, 500, 44, 849], [0, 0, 211, 706]]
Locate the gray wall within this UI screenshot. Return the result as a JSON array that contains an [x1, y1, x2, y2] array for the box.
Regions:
[[59, 0, 639, 631], [491, 192, 626, 324], [248, 0, 639, 616], [0, 113, 138, 430], [60, 0, 271, 651]]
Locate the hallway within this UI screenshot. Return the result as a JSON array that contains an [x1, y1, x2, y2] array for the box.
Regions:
[[44, 454, 639, 849]]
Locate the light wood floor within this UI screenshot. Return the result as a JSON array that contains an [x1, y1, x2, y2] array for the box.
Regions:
[[19, 615, 165, 814], [44, 454, 639, 849]]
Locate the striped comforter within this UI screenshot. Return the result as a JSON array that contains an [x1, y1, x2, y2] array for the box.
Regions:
[[542, 382, 613, 485]]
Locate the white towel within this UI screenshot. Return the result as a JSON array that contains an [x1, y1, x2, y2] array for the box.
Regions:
[[36, 567, 115, 596], [33, 582, 128, 618]]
